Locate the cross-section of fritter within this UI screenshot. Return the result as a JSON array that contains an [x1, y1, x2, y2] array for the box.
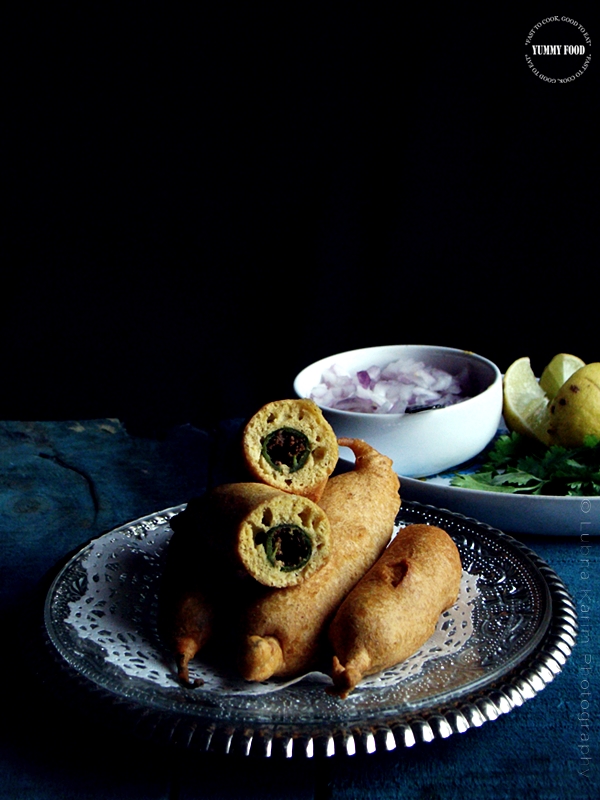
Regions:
[[242, 399, 339, 502]]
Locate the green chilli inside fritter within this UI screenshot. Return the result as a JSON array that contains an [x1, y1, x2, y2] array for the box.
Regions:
[[261, 427, 311, 472], [258, 524, 313, 572]]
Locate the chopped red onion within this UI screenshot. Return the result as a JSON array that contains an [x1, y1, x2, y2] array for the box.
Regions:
[[310, 358, 470, 414], [357, 370, 371, 389]]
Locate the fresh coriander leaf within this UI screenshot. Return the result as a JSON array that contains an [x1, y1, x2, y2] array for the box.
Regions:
[[450, 431, 600, 496], [450, 473, 522, 492], [491, 471, 545, 490]]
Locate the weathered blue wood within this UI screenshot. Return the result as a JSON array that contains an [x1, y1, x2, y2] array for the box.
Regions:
[[0, 420, 210, 609], [0, 420, 211, 799]]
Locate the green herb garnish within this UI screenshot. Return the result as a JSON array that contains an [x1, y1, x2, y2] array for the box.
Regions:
[[450, 432, 600, 496]]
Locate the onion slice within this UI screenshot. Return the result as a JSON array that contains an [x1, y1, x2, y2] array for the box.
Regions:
[[310, 358, 469, 414]]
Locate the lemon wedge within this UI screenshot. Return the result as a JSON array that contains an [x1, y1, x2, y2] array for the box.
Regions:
[[503, 356, 551, 445], [539, 353, 586, 400], [548, 363, 600, 447]]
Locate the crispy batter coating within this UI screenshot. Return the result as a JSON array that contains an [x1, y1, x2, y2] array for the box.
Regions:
[[242, 399, 339, 502], [237, 438, 401, 682], [158, 512, 216, 684], [328, 524, 462, 698], [167, 588, 214, 685]]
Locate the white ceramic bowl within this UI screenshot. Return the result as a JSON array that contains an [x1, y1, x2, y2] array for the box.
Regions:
[[294, 344, 503, 477]]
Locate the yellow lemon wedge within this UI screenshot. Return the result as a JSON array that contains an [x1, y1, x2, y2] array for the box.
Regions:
[[548, 363, 600, 447], [503, 356, 551, 445], [539, 353, 586, 400]]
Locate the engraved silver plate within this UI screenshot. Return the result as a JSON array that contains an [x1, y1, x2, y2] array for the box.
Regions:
[[43, 501, 577, 757]]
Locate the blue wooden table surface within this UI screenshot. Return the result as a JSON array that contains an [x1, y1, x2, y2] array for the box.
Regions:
[[0, 420, 597, 799]]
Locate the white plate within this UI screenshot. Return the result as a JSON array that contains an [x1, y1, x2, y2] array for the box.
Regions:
[[398, 427, 600, 536]]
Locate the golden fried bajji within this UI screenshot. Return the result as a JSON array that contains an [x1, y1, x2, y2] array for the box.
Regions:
[[160, 482, 331, 681], [195, 483, 332, 587], [329, 523, 462, 698], [158, 509, 216, 684], [237, 438, 401, 682]]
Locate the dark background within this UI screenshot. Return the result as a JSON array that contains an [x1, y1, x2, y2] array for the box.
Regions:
[[3, 5, 597, 435]]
